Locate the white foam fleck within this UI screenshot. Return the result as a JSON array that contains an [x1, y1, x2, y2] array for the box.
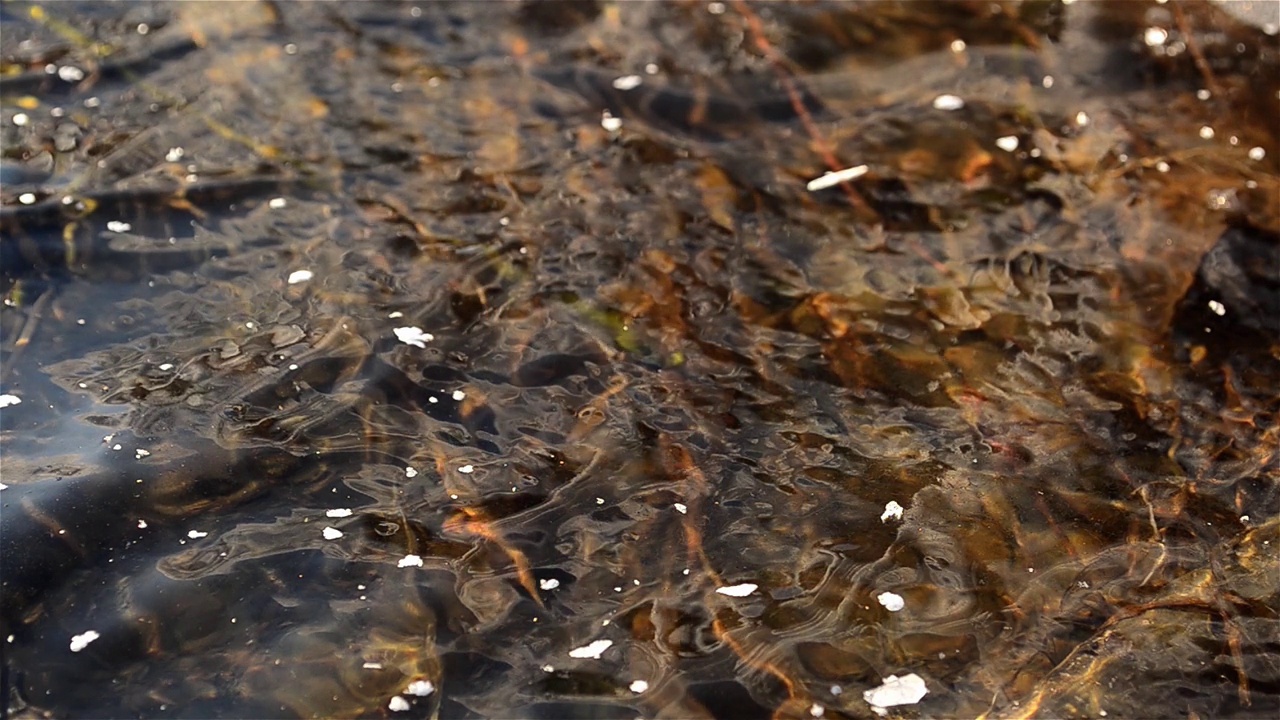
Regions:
[[877, 591, 905, 612], [863, 673, 929, 710], [932, 94, 965, 111], [806, 164, 869, 192], [1249, 146, 1266, 161], [287, 269, 313, 284], [452, 389, 466, 401], [405, 680, 435, 697], [69, 630, 100, 652], [137, 520, 147, 529], [106, 220, 132, 232], [1199, 126, 1215, 139], [1144, 27, 1169, 46], [322, 527, 343, 540], [1208, 300, 1226, 316], [394, 326, 434, 348], [601, 111, 623, 132], [268, 197, 288, 209], [398, 554, 424, 568], [135, 449, 151, 459], [187, 530, 208, 539], [405, 466, 418, 478], [388, 696, 410, 712], [540, 578, 561, 590], [716, 583, 758, 597], [612, 75, 643, 91], [58, 65, 85, 82], [0, 394, 22, 408], [810, 704, 825, 718], [995, 135, 1019, 152], [881, 501, 904, 522], [629, 679, 649, 693], [363, 662, 384, 669], [674, 503, 688, 514], [326, 508, 353, 518], [568, 639, 613, 659], [458, 464, 474, 474]]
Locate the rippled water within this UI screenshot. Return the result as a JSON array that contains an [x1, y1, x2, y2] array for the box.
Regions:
[[2, 1, 1277, 718]]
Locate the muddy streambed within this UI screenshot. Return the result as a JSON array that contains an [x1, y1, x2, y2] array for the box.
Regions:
[[1, 1, 1277, 718]]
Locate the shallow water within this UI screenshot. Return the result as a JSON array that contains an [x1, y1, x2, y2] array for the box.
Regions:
[[1, 1, 1277, 718]]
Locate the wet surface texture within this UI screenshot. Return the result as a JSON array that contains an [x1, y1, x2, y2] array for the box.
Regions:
[[2, 2, 1278, 718]]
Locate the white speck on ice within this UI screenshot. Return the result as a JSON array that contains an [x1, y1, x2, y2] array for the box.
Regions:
[[405, 466, 418, 478], [398, 554, 424, 568], [806, 164, 869, 192], [601, 111, 623, 132], [629, 679, 649, 693], [287, 269, 313, 284], [69, 631, 100, 652], [716, 583, 758, 597], [612, 75, 643, 91], [394, 326, 434, 348], [106, 220, 132, 232], [406, 680, 435, 697], [458, 464, 474, 474], [326, 508, 353, 518], [452, 389, 466, 401], [863, 673, 929, 710], [388, 696, 410, 712], [540, 578, 560, 591], [674, 503, 688, 514], [111, 444, 123, 451], [322, 527, 343, 540], [877, 591, 905, 612], [881, 501, 904, 522], [932, 94, 965, 111], [187, 530, 208, 539], [0, 394, 21, 408], [995, 135, 1019, 152], [569, 639, 613, 659], [269, 197, 288, 209]]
